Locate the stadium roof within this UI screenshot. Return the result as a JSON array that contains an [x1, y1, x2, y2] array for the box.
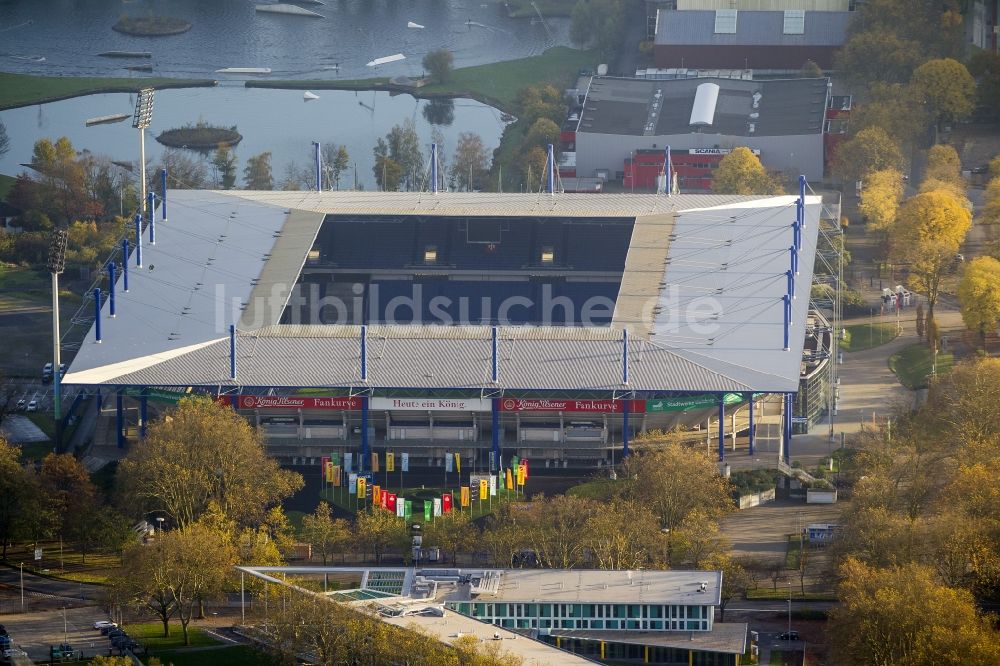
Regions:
[[578, 76, 829, 137], [655, 9, 850, 48], [63, 190, 821, 394]]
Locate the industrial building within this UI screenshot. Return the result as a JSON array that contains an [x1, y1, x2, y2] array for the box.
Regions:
[[238, 565, 750, 665], [62, 188, 823, 471], [653, 9, 851, 71], [568, 76, 829, 186]]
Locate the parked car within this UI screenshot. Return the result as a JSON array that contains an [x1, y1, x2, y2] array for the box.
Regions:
[[14, 400, 24, 412], [778, 630, 800, 641], [93, 620, 117, 630], [26, 401, 38, 412]]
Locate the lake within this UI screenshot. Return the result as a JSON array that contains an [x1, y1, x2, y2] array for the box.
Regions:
[[0, 86, 508, 191], [0, 0, 570, 80]]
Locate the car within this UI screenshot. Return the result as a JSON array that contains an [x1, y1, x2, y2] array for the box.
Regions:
[[42, 362, 53, 374], [778, 630, 800, 641], [93, 620, 117, 630], [26, 400, 38, 412], [15, 400, 25, 412], [0, 624, 6, 635], [41, 372, 52, 384]]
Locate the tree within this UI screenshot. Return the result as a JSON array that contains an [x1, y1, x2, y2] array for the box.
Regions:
[[889, 190, 972, 316], [0, 438, 30, 560], [422, 98, 455, 127], [242, 152, 273, 190], [924, 144, 963, 187], [833, 126, 906, 185], [354, 509, 408, 564], [859, 169, 904, 233], [958, 257, 1000, 350], [39, 453, 100, 561], [162, 524, 236, 646], [117, 396, 303, 529], [703, 554, 749, 622], [584, 497, 662, 570], [301, 501, 350, 565], [112, 540, 177, 637], [921, 358, 1000, 451], [321, 144, 350, 190], [450, 132, 490, 192], [916, 303, 925, 339], [519, 145, 548, 192], [423, 510, 477, 565], [383, 120, 424, 190], [422, 49, 453, 83], [620, 444, 732, 562], [911, 58, 976, 129], [523, 118, 560, 152], [836, 31, 923, 89], [982, 177, 1000, 225], [211, 145, 237, 189], [517, 494, 598, 569], [850, 83, 928, 151], [570, 0, 625, 56], [828, 558, 1000, 666], [711, 147, 781, 195], [798, 60, 823, 77], [969, 51, 1000, 121], [157, 149, 208, 190], [90, 657, 134, 666], [514, 84, 566, 127], [0, 120, 8, 160]]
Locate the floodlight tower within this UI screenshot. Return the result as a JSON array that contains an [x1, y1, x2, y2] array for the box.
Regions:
[[47, 229, 68, 422], [132, 88, 155, 220]]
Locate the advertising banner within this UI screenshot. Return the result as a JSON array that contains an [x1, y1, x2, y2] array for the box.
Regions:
[[332, 465, 341, 486], [344, 452, 353, 473], [645, 393, 743, 413], [445, 453, 453, 473], [489, 474, 497, 497], [423, 501, 432, 522], [348, 473, 357, 494], [387, 493, 397, 512], [499, 398, 646, 413], [237, 395, 361, 410], [396, 498, 406, 518], [401, 452, 409, 472], [442, 493, 452, 513], [372, 485, 381, 507], [433, 498, 442, 517], [381, 489, 389, 508], [460, 486, 470, 508], [371, 452, 379, 473], [479, 479, 488, 500], [386, 452, 395, 472], [357, 477, 366, 499], [371, 397, 490, 411]]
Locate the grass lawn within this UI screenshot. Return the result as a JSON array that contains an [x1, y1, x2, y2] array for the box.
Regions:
[[252, 46, 597, 113], [889, 343, 954, 389], [566, 478, 618, 501], [839, 323, 899, 352], [746, 588, 837, 601], [785, 534, 803, 570], [0, 72, 214, 110], [152, 646, 279, 666], [6, 541, 121, 584], [126, 622, 222, 649]]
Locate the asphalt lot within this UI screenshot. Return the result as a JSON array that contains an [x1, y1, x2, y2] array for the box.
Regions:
[[0, 606, 107, 662], [720, 499, 841, 561]]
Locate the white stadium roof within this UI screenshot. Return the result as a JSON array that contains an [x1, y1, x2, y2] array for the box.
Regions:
[[64, 190, 821, 394]]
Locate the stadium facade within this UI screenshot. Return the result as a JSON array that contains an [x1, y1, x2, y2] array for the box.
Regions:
[[63, 188, 823, 472]]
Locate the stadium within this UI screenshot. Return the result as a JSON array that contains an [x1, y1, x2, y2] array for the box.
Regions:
[[62, 185, 825, 473]]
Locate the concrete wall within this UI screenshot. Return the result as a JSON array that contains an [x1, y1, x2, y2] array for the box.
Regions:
[[575, 130, 825, 182]]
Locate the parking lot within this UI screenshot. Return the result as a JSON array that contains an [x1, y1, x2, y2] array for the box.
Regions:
[[0, 606, 108, 662]]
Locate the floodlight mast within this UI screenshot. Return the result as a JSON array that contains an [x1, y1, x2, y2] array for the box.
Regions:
[[47, 230, 68, 424], [132, 88, 155, 222]]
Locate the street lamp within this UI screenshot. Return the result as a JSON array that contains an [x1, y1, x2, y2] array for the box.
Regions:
[[132, 88, 155, 220], [47, 230, 68, 425], [156, 517, 165, 534]]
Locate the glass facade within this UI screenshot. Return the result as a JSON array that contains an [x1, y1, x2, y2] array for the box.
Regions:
[[445, 602, 712, 632], [541, 638, 739, 666]]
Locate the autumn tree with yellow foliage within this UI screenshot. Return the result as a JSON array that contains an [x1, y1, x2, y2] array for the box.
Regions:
[[833, 126, 906, 185], [958, 257, 1000, 350], [889, 190, 972, 317], [910, 58, 977, 130], [711, 147, 782, 195], [858, 168, 904, 232]]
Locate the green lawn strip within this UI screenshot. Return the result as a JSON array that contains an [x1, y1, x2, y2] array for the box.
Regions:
[[125, 623, 222, 650], [153, 645, 280, 666], [6, 542, 120, 583], [566, 478, 618, 500], [888, 343, 954, 389], [249, 46, 597, 113], [0, 72, 216, 111], [746, 588, 837, 601], [784, 534, 803, 570], [839, 323, 899, 352], [321, 484, 520, 521]]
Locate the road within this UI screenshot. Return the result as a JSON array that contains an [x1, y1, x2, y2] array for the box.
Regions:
[[0, 564, 102, 604]]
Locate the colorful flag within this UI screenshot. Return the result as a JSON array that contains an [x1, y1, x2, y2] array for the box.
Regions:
[[348, 473, 358, 493], [401, 452, 409, 472], [445, 453, 453, 473], [321, 456, 330, 477], [505, 468, 514, 490], [331, 452, 339, 466], [423, 501, 432, 521], [332, 465, 341, 486], [388, 493, 397, 512], [517, 464, 526, 486], [460, 486, 470, 508], [442, 493, 453, 513], [455, 454, 461, 474], [396, 497, 406, 518], [479, 479, 488, 500], [344, 452, 353, 473], [324, 461, 334, 483], [371, 452, 380, 473], [522, 459, 529, 479], [404, 500, 412, 520], [489, 450, 496, 472], [381, 489, 389, 509], [489, 474, 497, 497], [433, 498, 442, 517], [357, 476, 366, 499], [386, 451, 395, 472], [372, 484, 381, 507], [511, 455, 519, 471]]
